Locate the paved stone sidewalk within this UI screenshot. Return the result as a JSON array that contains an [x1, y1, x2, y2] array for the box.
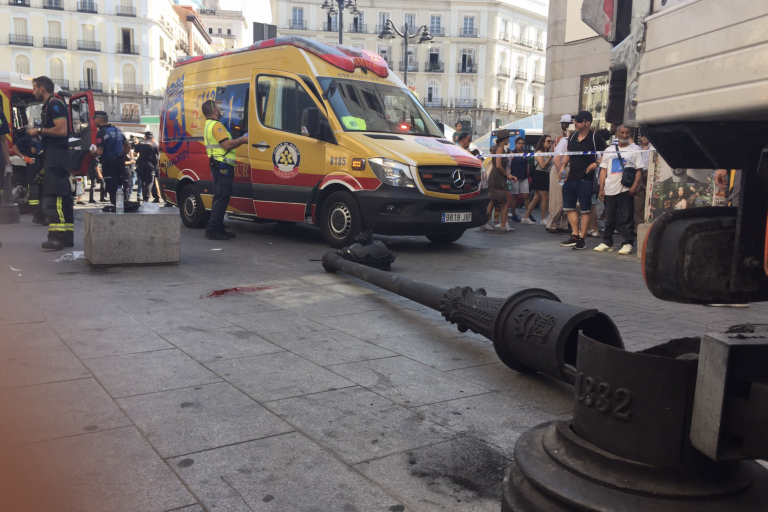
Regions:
[[1, 208, 765, 511]]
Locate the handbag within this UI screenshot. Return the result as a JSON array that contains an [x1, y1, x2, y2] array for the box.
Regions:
[[614, 144, 637, 189]]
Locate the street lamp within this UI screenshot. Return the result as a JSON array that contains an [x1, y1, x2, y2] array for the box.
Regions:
[[378, 19, 432, 86], [321, 0, 359, 44]]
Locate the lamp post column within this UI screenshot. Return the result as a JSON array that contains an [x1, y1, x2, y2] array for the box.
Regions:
[[337, 0, 343, 44], [402, 22, 409, 85]]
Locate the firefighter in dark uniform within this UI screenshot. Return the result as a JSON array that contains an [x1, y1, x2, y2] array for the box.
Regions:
[[11, 121, 46, 225], [1, 109, 11, 249], [91, 111, 130, 206], [202, 99, 248, 240], [28, 76, 73, 250], [134, 131, 159, 204]]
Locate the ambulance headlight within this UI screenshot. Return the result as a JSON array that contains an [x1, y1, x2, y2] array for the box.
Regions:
[[369, 158, 416, 188]]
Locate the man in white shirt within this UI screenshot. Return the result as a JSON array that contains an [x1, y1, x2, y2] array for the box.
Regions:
[[635, 133, 654, 233], [546, 114, 572, 233], [594, 125, 644, 255]]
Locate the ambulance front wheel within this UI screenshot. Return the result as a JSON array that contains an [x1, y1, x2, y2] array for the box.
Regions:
[[179, 183, 209, 229], [320, 191, 364, 249]]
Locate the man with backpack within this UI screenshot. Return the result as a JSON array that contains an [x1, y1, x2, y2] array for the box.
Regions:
[[558, 111, 606, 250], [28, 76, 73, 250], [91, 111, 131, 207]]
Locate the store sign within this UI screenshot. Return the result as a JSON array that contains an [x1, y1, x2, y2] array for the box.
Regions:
[[199, 9, 216, 15], [579, 72, 609, 130]]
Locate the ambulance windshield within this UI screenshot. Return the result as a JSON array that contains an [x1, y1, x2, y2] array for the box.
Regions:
[[318, 77, 442, 137]]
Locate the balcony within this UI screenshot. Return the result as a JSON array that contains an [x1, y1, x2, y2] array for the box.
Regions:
[[52, 78, 69, 90], [513, 36, 532, 47], [43, 0, 64, 10], [532, 74, 545, 83], [43, 37, 67, 49], [457, 63, 477, 74], [455, 98, 476, 108], [116, 5, 136, 16], [218, 33, 236, 39], [423, 98, 442, 108], [496, 103, 509, 111], [77, 1, 97, 13], [323, 22, 338, 32], [194, 45, 204, 56], [9, 35, 33, 47], [514, 71, 527, 81], [8, 0, 30, 6], [80, 81, 103, 92], [459, 28, 478, 37], [120, 115, 141, 123], [116, 43, 139, 55], [497, 66, 510, 77], [534, 41, 544, 51], [498, 31, 510, 42], [430, 27, 445, 37], [399, 61, 419, 72], [531, 107, 543, 114], [514, 104, 529, 114], [349, 23, 367, 33], [424, 62, 444, 73], [288, 20, 307, 30], [78, 40, 100, 51], [375, 24, 389, 34], [116, 84, 143, 95], [176, 40, 189, 55]]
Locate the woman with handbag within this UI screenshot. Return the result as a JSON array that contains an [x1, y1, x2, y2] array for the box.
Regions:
[[521, 135, 553, 225]]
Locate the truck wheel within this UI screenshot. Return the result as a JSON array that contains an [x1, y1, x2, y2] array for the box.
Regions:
[[320, 191, 363, 248], [427, 231, 464, 244], [179, 183, 209, 229]]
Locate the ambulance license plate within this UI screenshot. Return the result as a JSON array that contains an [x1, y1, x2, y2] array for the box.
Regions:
[[442, 212, 472, 223]]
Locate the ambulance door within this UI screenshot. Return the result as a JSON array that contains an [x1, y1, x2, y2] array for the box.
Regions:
[[67, 92, 97, 176], [248, 70, 331, 222]]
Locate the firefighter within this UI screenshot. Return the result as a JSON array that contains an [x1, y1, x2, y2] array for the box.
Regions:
[[90, 111, 130, 207], [134, 131, 159, 203], [201, 99, 248, 240], [28, 76, 73, 250], [1, 108, 10, 249], [11, 121, 46, 225]]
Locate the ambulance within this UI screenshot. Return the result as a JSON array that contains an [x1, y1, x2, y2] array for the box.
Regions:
[[158, 36, 489, 248]]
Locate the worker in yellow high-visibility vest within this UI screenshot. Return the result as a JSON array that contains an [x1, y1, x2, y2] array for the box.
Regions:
[[201, 100, 248, 240]]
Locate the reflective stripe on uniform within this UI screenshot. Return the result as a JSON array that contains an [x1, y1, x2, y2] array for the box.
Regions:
[[56, 196, 64, 225], [29, 200, 39, 205]]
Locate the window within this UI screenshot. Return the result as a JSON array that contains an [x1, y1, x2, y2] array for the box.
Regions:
[[48, 21, 62, 39], [15, 55, 30, 75], [82, 24, 95, 41], [500, 19, 507, 36], [214, 82, 249, 138], [227, 28, 231, 35], [256, 76, 317, 136], [378, 12, 389, 30], [122, 63, 136, 85], [352, 11, 364, 32], [427, 80, 438, 103], [460, 48, 475, 70], [84, 60, 97, 85], [517, 56, 525, 73], [70, 94, 91, 133], [430, 15, 441, 32], [14, 18, 27, 35], [378, 45, 390, 62], [515, 85, 523, 105], [121, 28, 133, 48], [404, 13, 416, 29], [463, 16, 474, 35], [208, 27, 212, 34], [459, 81, 471, 99], [49, 58, 64, 80], [292, 7, 303, 25]]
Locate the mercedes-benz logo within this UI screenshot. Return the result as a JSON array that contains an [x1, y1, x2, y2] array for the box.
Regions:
[[452, 169, 466, 188]]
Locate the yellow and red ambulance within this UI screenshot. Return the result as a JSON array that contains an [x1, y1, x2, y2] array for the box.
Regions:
[[159, 37, 488, 247]]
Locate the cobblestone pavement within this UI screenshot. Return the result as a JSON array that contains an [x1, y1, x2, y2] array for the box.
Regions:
[[1, 206, 765, 511]]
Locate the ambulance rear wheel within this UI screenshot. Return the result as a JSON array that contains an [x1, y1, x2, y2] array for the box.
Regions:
[[321, 191, 363, 249], [427, 231, 465, 244], [179, 183, 209, 229]]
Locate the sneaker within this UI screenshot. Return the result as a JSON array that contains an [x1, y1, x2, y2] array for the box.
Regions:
[[572, 238, 586, 250], [618, 244, 633, 255], [540, 217, 549, 226], [587, 230, 601, 238], [509, 215, 521, 223], [529, 215, 536, 223], [501, 225, 514, 232], [594, 243, 614, 252], [204, 231, 230, 241], [560, 234, 579, 247], [520, 217, 535, 225], [482, 222, 495, 231]]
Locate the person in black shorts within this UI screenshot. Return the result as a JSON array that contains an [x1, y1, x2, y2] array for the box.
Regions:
[[558, 111, 606, 250]]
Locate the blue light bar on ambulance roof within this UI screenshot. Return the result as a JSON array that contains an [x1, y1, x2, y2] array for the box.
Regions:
[[175, 36, 389, 78]]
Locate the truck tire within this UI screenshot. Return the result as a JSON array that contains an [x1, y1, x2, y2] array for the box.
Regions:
[[320, 191, 363, 248], [427, 231, 465, 244], [179, 183, 209, 229]]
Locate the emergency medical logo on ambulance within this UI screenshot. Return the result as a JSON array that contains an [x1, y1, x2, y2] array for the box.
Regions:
[[272, 141, 301, 179]]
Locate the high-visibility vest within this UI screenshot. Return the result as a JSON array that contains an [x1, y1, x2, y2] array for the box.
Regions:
[[203, 119, 236, 165]]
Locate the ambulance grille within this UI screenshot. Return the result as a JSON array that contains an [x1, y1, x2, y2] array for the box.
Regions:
[[417, 165, 482, 194]]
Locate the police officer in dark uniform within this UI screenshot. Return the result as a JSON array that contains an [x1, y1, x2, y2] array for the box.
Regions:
[[91, 111, 130, 206], [134, 131, 159, 204], [11, 121, 46, 225], [28, 76, 73, 250]]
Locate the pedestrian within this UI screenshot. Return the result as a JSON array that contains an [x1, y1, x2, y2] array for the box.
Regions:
[[11, 122, 46, 225], [27, 76, 73, 250], [470, 148, 483, 161], [91, 111, 130, 206], [201, 99, 248, 240], [87, 155, 105, 203], [124, 137, 136, 202], [559, 111, 607, 250], [452, 121, 463, 144], [134, 132, 159, 203], [507, 137, 532, 223], [594, 124, 644, 255], [456, 132, 471, 151], [521, 135, 553, 225], [0, 108, 11, 249], [483, 129, 514, 232], [547, 115, 572, 234], [635, 132, 654, 232]]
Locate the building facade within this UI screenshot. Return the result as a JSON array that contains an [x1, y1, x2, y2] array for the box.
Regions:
[[0, 0, 214, 132], [196, 8, 248, 50], [543, 0, 610, 137], [272, 0, 548, 136]]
